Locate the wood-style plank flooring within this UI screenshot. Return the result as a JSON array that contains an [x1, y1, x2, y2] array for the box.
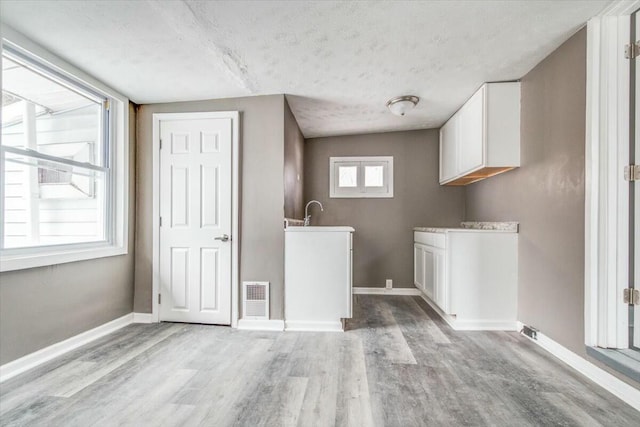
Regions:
[[1, 295, 639, 426]]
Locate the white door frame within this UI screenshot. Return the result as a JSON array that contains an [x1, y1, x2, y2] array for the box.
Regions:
[[151, 111, 240, 327], [585, 0, 640, 348]]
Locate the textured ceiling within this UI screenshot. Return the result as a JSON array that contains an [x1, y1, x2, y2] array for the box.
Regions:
[[0, 0, 611, 138]]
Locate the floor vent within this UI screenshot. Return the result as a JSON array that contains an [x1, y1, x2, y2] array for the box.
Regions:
[[521, 324, 538, 340], [242, 281, 269, 320]]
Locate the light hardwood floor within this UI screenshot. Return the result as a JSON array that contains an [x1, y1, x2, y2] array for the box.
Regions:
[[1, 295, 639, 426]]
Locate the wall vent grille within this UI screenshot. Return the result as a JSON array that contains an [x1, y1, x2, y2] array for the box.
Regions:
[[242, 281, 269, 320]]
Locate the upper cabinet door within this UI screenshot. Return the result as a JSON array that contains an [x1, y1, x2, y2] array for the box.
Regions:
[[458, 87, 485, 174], [438, 82, 520, 186], [439, 117, 458, 183]]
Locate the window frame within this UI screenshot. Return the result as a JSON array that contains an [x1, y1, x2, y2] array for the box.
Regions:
[[329, 156, 394, 198], [0, 28, 129, 272]]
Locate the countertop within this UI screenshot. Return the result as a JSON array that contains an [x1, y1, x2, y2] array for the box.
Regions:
[[286, 226, 355, 232], [414, 221, 518, 233]]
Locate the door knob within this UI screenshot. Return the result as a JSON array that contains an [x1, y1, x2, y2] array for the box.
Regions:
[[214, 234, 230, 242]]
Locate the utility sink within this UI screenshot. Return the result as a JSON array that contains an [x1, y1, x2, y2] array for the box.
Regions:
[[284, 226, 354, 331]]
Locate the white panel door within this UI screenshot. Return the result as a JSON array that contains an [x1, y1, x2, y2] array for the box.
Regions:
[[159, 117, 232, 324], [458, 87, 485, 174]]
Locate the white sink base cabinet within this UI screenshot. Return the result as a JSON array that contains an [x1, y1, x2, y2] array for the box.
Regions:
[[414, 231, 517, 331], [285, 227, 354, 331]]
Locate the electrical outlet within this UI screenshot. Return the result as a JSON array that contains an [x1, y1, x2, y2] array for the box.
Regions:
[[385, 279, 392, 289]]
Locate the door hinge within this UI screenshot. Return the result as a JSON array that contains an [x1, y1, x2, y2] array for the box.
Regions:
[[623, 288, 640, 305], [624, 165, 640, 182], [159, 139, 162, 150], [159, 216, 162, 227], [104, 100, 110, 110], [624, 41, 640, 59], [158, 294, 162, 304]]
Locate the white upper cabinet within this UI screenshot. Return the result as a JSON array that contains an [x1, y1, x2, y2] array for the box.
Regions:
[[457, 88, 484, 173], [439, 82, 521, 186], [438, 118, 457, 183]]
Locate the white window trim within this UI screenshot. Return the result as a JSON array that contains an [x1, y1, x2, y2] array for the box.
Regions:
[[329, 156, 394, 198], [584, 1, 639, 349], [0, 26, 129, 272]]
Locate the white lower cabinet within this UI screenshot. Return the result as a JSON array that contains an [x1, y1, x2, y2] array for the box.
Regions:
[[414, 230, 517, 331], [285, 227, 354, 331], [414, 243, 446, 311]]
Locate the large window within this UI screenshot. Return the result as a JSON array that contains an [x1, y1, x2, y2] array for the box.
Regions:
[[1, 32, 128, 271], [329, 156, 394, 198]]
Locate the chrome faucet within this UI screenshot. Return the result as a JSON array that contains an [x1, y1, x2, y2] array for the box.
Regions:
[[304, 200, 323, 226]]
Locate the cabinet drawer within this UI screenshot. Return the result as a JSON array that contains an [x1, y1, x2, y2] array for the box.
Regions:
[[414, 232, 446, 249]]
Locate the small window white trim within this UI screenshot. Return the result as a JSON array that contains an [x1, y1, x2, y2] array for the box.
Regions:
[[0, 26, 129, 272], [329, 156, 394, 198]]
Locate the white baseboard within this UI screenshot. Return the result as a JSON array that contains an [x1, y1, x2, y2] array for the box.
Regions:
[[516, 321, 640, 412], [452, 318, 518, 331], [353, 287, 421, 296], [284, 320, 344, 332], [0, 313, 134, 383], [132, 312, 154, 323], [237, 319, 285, 331], [419, 293, 517, 331]]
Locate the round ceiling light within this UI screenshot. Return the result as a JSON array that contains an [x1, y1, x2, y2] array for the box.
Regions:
[[386, 95, 419, 116]]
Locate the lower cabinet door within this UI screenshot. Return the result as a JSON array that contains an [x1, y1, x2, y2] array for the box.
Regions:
[[414, 244, 425, 291], [433, 248, 448, 313], [423, 248, 436, 301]]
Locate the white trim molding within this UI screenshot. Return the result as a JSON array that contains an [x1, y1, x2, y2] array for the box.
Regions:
[[151, 111, 240, 328], [284, 320, 344, 332], [353, 287, 422, 296], [0, 313, 133, 383], [237, 319, 285, 331], [132, 313, 154, 324], [584, 1, 638, 349], [420, 293, 517, 331], [517, 322, 640, 412]]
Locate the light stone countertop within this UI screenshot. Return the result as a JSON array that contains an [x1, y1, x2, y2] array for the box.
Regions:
[[414, 221, 518, 233]]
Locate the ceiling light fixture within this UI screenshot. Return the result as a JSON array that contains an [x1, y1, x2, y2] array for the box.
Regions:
[[386, 95, 419, 116]]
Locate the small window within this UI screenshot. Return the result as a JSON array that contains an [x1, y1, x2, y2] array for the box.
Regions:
[[329, 156, 394, 198]]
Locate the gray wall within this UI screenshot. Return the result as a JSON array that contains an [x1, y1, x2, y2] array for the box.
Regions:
[[305, 130, 465, 288], [0, 103, 137, 365], [284, 97, 305, 220], [466, 28, 586, 354], [464, 28, 638, 388], [134, 95, 287, 319]]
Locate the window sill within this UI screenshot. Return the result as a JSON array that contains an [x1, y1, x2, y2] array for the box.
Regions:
[[0, 244, 128, 272], [586, 346, 640, 383]]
